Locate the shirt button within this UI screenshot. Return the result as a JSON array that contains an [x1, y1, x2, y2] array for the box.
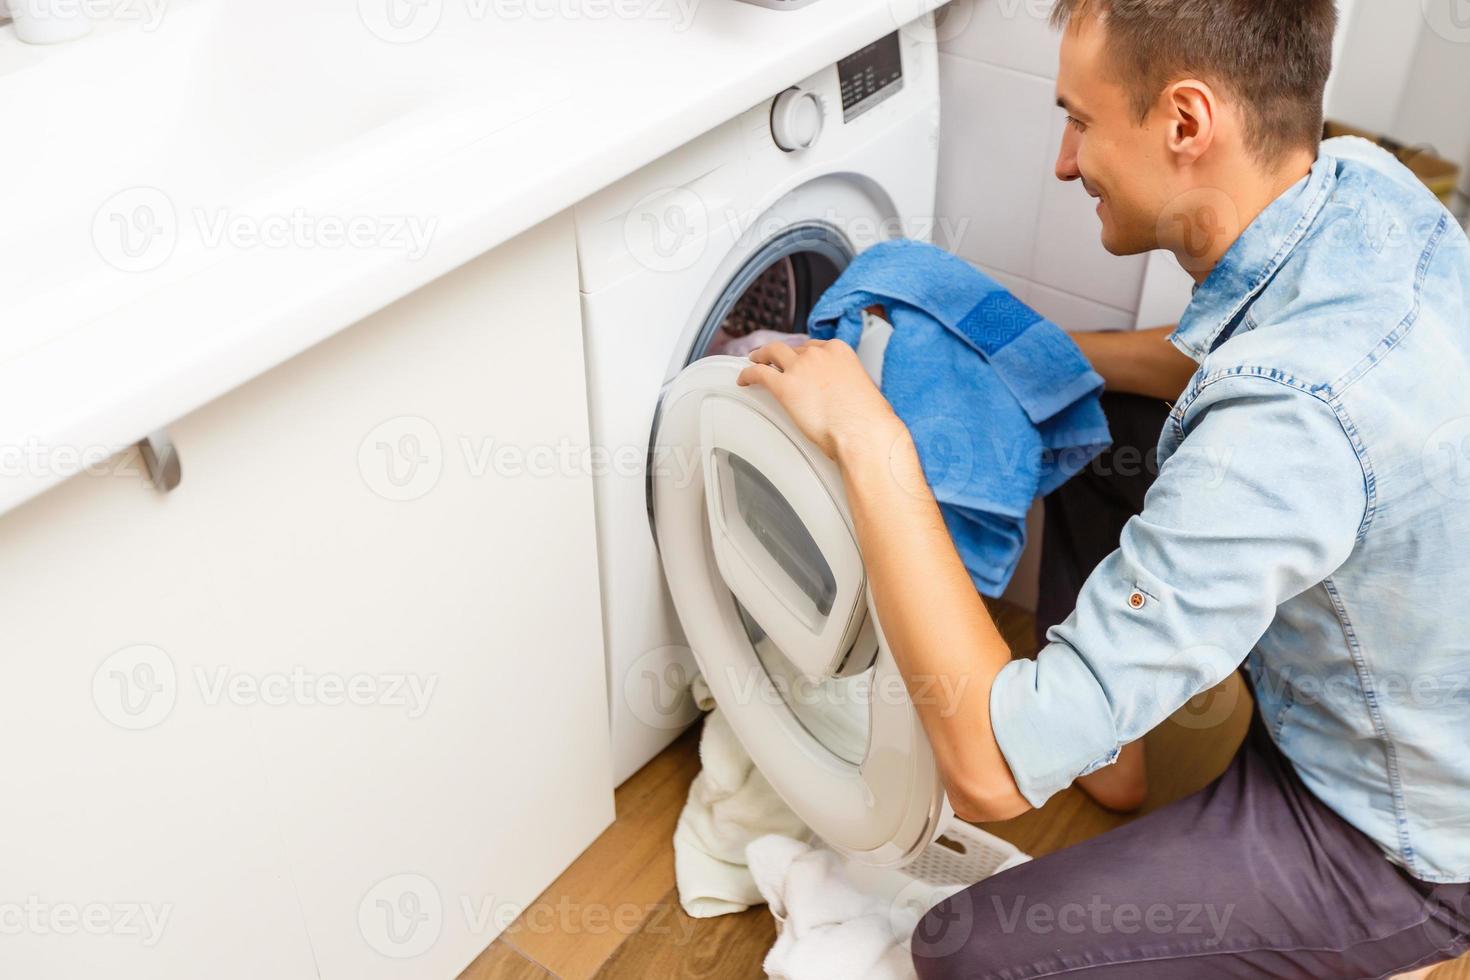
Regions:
[[1128, 591, 1146, 609]]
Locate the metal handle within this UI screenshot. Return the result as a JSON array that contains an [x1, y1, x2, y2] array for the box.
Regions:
[[138, 429, 182, 493]]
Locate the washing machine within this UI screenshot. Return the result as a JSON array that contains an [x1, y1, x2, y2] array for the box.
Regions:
[[575, 24, 943, 844]]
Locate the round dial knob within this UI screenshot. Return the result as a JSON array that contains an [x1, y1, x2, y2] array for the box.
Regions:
[[770, 88, 824, 152]]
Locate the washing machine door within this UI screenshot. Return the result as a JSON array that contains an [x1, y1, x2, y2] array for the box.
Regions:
[[650, 354, 948, 867]]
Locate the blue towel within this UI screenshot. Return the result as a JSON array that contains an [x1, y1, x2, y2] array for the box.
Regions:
[[808, 239, 1110, 596]]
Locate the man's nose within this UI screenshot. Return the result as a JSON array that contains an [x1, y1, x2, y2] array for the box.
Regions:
[[1055, 125, 1081, 182]]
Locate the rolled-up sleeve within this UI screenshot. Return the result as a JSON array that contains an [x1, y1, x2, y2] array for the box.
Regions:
[[989, 375, 1367, 808]]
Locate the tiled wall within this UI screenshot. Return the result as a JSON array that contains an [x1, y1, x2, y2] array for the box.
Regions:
[[933, 0, 1164, 612], [933, 0, 1156, 333]]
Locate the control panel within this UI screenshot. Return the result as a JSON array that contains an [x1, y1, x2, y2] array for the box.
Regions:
[[837, 32, 904, 123]]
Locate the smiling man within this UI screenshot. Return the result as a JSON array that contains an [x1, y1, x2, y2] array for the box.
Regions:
[[739, 0, 1470, 976]]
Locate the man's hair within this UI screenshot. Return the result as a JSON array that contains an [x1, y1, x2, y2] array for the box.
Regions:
[[1050, 0, 1337, 164]]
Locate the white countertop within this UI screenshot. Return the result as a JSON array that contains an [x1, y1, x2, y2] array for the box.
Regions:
[[0, 0, 945, 516]]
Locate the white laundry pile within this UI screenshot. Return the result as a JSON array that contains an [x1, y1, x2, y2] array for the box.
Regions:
[[705, 328, 810, 358], [672, 668, 1033, 978], [746, 834, 917, 980], [746, 830, 1034, 980], [672, 673, 809, 918]]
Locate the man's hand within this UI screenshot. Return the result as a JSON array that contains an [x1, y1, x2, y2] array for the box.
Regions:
[[736, 339, 903, 462]]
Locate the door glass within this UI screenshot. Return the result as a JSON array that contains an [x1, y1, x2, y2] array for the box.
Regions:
[[716, 449, 872, 765], [737, 603, 873, 766], [723, 451, 837, 617]]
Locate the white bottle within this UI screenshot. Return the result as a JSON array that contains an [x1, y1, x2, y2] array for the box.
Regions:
[[5, 0, 92, 44]]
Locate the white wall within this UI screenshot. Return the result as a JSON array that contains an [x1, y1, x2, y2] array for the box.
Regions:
[[935, 0, 1148, 334], [1327, 0, 1425, 134], [1329, 0, 1470, 205], [1391, 3, 1470, 203]]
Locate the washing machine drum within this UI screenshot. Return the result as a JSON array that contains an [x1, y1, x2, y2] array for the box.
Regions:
[[650, 354, 949, 867]]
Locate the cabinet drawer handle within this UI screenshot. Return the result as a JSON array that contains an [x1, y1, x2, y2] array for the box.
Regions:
[[139, 429, 182, 493]]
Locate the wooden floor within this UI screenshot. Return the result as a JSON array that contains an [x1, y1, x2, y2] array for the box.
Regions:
[[463, 601, 1466, 979]]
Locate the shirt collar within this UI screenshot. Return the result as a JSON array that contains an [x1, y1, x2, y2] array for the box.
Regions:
[[1168, 151, 1338, 362]]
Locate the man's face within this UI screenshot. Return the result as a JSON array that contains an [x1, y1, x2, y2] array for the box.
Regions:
[[1054, 17, 1174, 256]]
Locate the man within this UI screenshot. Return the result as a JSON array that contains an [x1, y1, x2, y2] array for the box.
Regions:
[[738, 0, 1470, 975]]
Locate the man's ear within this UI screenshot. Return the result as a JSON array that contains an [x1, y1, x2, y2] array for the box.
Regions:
[[1163, 79, 1217, 165]]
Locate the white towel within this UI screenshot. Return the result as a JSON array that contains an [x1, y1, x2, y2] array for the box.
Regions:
[[672, 676, 809, 918], [746, 835, 916, 980]]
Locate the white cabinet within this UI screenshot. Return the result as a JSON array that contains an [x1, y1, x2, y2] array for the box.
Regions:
[[0, 213, 615, 979]]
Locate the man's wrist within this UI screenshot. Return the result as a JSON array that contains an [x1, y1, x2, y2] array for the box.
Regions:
[[833, 413, 911, 476]]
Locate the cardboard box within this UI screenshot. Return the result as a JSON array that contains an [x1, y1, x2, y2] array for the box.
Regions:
[[1325, 120, 1462, 206]]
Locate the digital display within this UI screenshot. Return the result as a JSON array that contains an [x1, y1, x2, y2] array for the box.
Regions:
[[838, 32, 904, 122]]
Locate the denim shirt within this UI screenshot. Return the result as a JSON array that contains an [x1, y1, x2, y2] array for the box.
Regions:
[[990, 137, 1470, 883]]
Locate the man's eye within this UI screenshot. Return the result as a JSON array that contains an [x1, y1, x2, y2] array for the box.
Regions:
[[1066, 115, 1087, 133]]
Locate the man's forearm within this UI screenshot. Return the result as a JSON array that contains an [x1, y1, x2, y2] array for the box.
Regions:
[[834, 421, 1032, 823], [1071, 325, 1196, 401]]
